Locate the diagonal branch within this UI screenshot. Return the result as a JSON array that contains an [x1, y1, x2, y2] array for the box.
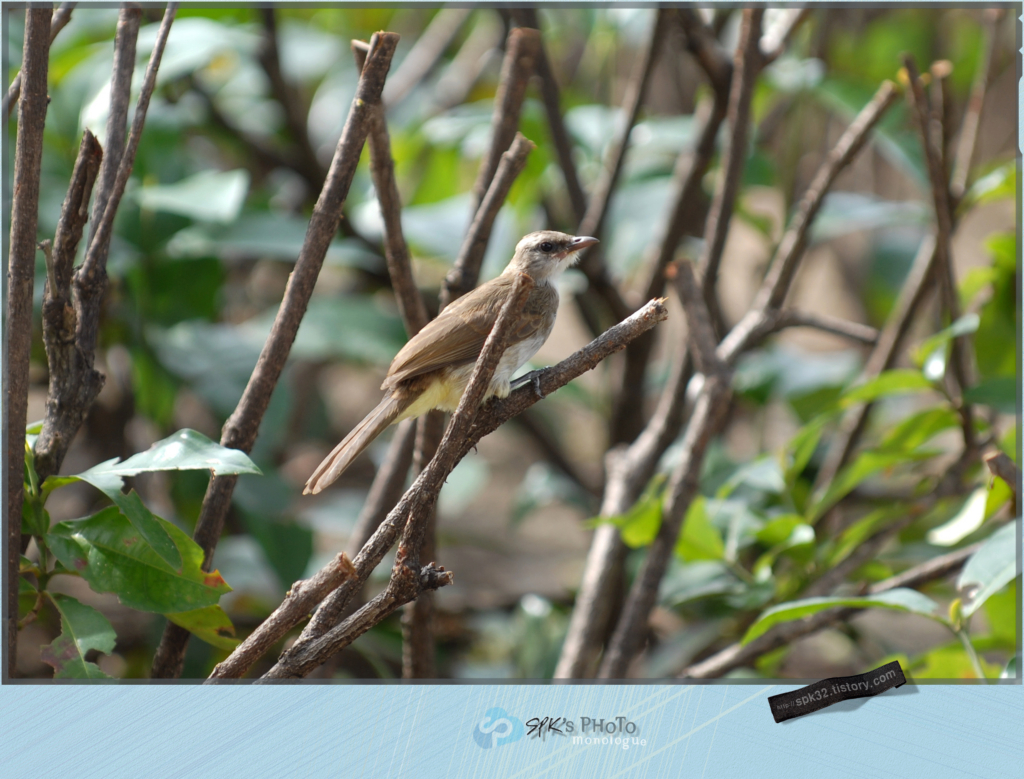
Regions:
[[151, 31, 399, 679], [441, 133, 534, 307], [5, 5, 52, 681], [206, 553, 356, 680], [383, 8, 472, 108]]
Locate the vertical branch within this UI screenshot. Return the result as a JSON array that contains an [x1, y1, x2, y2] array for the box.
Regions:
[[77, 4, 175, 357], [88, 6, 141, 248], [696, 8, 763, 336], [511, 8, 587, 224], [2, 2, 72, 121], [599, 262, 733, 678], [950, 9, 1002, 203], [382, 8, 472, 108], [4, 5, 52, 680], [469, 26, 540, 215], [151, 32, 399, 678], [903, 55, 975, 450]]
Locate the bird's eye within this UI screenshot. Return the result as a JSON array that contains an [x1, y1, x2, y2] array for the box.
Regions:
[[540, 241, 554, 253]]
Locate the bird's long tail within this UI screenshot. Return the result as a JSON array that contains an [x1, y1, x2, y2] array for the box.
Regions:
[[304, 394, 407, 495]]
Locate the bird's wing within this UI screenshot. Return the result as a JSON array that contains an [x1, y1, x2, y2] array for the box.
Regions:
[[384, 276, 556, 389]]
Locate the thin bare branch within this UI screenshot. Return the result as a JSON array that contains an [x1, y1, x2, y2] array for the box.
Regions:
[[258, 8, 324, 192], [441, 133, 534, 307], [2, 2, 72, 121], [721, 79, 899, 361], [206, 553, 356, 680], [151, 31, 399, 678], [77, 4, 175, 357], [759, 9, 811, 66], [767, 310, 879, 346], [383, 8, 472, 108], [469, 26, 540, 215], [598, 266, 731, 678], [674, 9, 732, 99], [511, 7, 587, 225], [5, 5, 51, 680], [903, 55, 975, 450], [950, 9, 1003, 203]]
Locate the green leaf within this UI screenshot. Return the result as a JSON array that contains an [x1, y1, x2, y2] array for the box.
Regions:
[[827, 504, 908, 566], [908, 641, 1002, 680], [47, 506, 232, 614], [137, 169, 250, 224], [784, 415, 831, 483], [675, 497, 725, 562], [717, 457, 785, 499], [40, 593, 116, 679], [18, 576, 38, 619], [810, 449, 933, 522], [927, 488, 988, 547], [166, 605, 238, 651], [957, 521, 1018, 618], [913, 314, 980, 380], [742, 588, 943, 645], [964, 377, 1016, 415], [607, 475, 665, 548], [960, 162, 1015, 209], [878, 406, 959, 454], [76, 429, 261, 480], [840, 369, 934, 407]]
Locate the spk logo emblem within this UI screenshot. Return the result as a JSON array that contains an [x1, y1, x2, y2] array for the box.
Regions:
[[472, 708, 525, 749]]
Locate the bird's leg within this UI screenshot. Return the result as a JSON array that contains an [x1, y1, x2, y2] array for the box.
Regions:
[[510, 369, 546, 399]]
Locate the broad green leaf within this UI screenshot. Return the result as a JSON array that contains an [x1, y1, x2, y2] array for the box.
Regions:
[[783, 415, 831, 484], [964, 377, 1016, 415], [756, 514, 808, 547], [675, 497, 725, 562], [40, 593, 116, 679], [1001, 657, 1017, 680], [985, 474, 1012, 518], [47, 507, 231, 614], [137, 169, 250, 224], [960, 162, 1015, 209], [658, 560, 739, 607], [908, 641, 1001, 680], [608, 476, 666, 549], [166, 605, 238, 651], [840, 369, 934, 407], [957, 521, 1018, 618], [742, 588, 943, 645], [810, 449, 934, 522], [879, 406, 959, 454], [76, 429, 261, 480], [753, 521, 815, 577], [927, 488, 987, 547], [981, 580, 1016, 645]]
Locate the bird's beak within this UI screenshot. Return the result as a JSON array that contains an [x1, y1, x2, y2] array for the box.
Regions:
[[570, 235, 599, 252]]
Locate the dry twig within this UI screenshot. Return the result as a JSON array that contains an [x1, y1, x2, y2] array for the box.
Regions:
[[2, 2, 72, 121]]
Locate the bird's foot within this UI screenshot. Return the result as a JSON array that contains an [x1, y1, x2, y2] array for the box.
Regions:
[[511, 369, 546, 400]]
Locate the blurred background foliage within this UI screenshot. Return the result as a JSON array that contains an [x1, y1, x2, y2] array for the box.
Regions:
[[9, 6, 1018, 680]]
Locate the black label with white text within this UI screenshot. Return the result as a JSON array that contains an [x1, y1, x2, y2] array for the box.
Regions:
[[768, 661, 906, 723]]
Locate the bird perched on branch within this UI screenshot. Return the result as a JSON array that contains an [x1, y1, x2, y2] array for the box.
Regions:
[[304, 230, 599, 495]]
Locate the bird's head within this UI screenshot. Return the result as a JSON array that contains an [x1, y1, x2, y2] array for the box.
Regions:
[[506, 230, 599, 281]]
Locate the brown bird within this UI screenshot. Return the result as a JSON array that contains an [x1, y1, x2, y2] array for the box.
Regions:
[[304, 230, 598, 495]]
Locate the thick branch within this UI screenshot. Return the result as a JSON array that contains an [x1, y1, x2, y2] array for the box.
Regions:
[[5, 5, 51, 680], [150, 32, 399, 679], [33, 132, 103, 484], [206, 553, 356, 680], [2, 2, 72, 121]]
